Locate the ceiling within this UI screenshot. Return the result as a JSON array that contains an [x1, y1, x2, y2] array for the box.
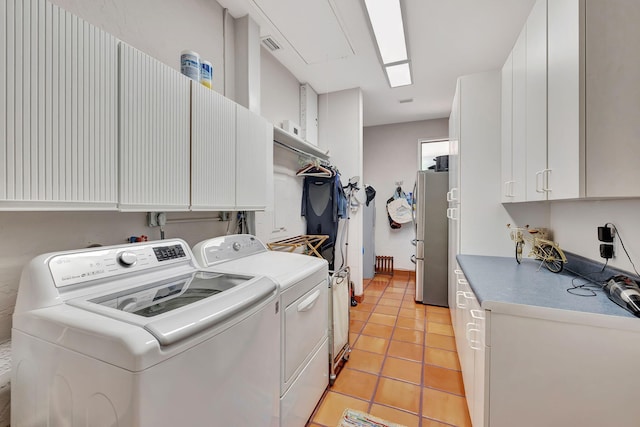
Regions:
[[217, 0, 536, 127]]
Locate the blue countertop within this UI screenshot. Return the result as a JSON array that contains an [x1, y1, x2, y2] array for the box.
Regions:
[[457, 254, 634, 318]]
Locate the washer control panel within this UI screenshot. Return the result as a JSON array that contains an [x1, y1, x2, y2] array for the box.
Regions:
[[49, 240, 191, 288]]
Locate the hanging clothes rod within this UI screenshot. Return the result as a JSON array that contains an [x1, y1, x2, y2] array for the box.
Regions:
[[274, 140, 331, 166]]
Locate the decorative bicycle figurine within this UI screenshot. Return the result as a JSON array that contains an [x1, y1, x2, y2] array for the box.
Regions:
[[507, 224, 568, 273]]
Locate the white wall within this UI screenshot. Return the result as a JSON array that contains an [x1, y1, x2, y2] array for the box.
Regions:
[[260, 47, 301, 128], [320, 88, 364, 294], [255, 47, 307, 243], [550, 200, 640, 274], [363, 119, 448, 270], [51, 0, 226, 92]]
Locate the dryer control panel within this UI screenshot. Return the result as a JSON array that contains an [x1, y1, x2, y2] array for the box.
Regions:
[[193, 235, 267, 266], [49, 240, 192, 288]]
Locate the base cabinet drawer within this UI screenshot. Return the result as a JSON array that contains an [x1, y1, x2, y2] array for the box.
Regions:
[[280, 339, 328, 427]]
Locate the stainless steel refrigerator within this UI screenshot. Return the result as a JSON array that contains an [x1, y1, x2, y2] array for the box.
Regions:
[[412, 171, 449, 306]]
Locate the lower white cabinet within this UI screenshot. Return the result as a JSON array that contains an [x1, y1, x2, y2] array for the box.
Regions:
[[451, 268, 640, 427], [452, 268, 486, 427]]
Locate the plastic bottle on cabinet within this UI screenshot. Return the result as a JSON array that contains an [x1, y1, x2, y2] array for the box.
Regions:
[[180, 50, 200, 81], [200, 60, 213, 88]]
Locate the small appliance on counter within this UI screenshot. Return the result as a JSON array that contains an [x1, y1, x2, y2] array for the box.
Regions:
[[604, 275, 640, 317]]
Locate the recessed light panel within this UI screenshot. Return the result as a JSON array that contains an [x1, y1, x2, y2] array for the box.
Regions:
[[386, 62, 412, 87], [364, 0, 407, 64]]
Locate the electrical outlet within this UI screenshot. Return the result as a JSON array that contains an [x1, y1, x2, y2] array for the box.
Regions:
[[600, 243, 614, 259]]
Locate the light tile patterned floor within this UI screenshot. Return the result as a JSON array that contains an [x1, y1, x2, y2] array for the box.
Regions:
[[307, 272, 471, 427]]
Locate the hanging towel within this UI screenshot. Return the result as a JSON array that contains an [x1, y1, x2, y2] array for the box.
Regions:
[[387, 197, 413, 224]]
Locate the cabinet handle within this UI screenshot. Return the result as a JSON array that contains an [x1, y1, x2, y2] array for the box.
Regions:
[[446, 208, 452, 219], [446, 191, 452, 202], [509, 180, 516, 197], [297, 289, 321, 312], [448, 207, 458, 221], [457, 278, 468, 285], [463, 291, 476, 301], [543, 169, 552, 192], [535, 171, 544, 193], [466, 323, 483, 350], [456, 291, 468, 309], [450, 188, 458, 202], [454, 269, 463, 276], [470, 309, 485, 321], [504, 181, 515, 198]]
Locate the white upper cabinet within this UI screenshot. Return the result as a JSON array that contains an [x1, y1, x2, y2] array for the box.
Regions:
[[524, 0, 548, 201], [448, 79, 460, 199], [191, 82, 237, 210], [510, 28, 527, 203], [0, 0, 118, 209], [504, 0, 640, 201], [501, 53, 514, 203], [584, 0, 640, 198], [235, 105, 271, 210], [118, 43, 191, 211], [0, 1, 274, 212], [549, 0, 640, 198], [547, 0, 584, 200], [191, 83, 271, 211]]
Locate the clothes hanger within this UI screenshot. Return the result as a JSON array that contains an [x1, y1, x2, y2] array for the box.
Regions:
[[296, 160, 334, 177]]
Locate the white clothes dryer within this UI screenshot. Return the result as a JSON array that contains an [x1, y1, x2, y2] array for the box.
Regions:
[[12, 239, 280, 427], [192, 235, 329, 427]]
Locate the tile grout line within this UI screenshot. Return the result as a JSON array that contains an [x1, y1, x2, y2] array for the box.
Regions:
[[364, 274, 391, 415]]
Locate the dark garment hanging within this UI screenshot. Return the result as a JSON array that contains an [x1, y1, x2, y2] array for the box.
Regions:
[[301, 174, 343, 269]]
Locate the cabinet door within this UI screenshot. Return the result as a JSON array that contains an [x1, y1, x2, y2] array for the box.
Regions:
[[547, 0, 584, 200], [585, 0, 640, 198], [501, 52, 514, 203], [1, 0, 118, 209], [511, 28, 527, 203], [448, 80, 460, 199], [235, 106, 271, 210], [119, 43, 190, 211], [191, 83, 237, 210], [525, 0, 548, 201], [469, 297, 486, 427]]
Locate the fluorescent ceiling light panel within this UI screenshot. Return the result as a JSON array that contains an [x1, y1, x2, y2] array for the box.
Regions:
[[386, 62, 412, 87], [364, 0, 407, 64]]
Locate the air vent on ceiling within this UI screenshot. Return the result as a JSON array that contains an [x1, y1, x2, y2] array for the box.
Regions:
[[399, 98, 414, 104], [261, 36, 281, 52]]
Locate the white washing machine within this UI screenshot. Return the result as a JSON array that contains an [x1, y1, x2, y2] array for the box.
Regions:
[[192, 235, 329, 427], [12, 239, 280, 427]]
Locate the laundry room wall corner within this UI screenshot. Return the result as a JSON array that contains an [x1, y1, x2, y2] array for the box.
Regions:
[[319, 88, 364, 295]]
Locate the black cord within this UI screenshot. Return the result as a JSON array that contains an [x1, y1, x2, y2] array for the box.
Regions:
[[565, 258, 609, 297]]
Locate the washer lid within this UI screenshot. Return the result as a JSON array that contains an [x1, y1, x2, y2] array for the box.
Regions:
[[67, 271, 277, 346]]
